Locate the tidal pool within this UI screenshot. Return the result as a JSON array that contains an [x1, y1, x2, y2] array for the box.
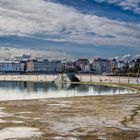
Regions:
[[0, 127, 42, 140], [0, 81, 136, 101]]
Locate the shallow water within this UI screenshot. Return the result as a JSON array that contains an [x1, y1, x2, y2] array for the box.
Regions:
[[0, 127, 42, 140], [0, 81, 136, 101]]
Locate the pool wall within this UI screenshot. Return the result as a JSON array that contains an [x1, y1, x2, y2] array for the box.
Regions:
[[0, 74, 139, 85]]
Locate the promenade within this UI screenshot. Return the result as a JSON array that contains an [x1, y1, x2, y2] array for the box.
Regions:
[[0, 74, 139, 84]]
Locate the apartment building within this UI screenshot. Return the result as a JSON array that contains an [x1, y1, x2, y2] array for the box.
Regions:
[[0, 61, 25, 73], [26, 59, 49, 73]]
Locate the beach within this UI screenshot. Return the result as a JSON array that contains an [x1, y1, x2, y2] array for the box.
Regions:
[[0, 93, 140, 140]]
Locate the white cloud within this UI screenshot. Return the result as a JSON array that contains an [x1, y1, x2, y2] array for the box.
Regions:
[[95, 0, 140, 14], [0, 0, 140, 48], [0, 47, 70, 60], [115, 54, 140, 61]]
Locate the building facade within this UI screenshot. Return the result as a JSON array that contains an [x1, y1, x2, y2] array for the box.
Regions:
[[48, 60, 63, 73], [92, 58, 112, 74], [64, 61, 75, 72], [26, 59, 49, 73], [117, 61, 127, 69], [75, 59, 91, 72], [0, 61, 25, 73]]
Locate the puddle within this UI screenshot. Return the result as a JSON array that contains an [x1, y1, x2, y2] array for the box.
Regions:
[[0, 112, 13, 118], [48, 101, 72, 108], [48, 103, 71, 108], [0, 107, 5, 110], [10, 120, 24, 124], [17, 116, 32, 119], [0, 107, 13, 118], [54, 136, 78, 140], [0, 127, 43, 140], [61, 101, 73, 104], [0, 119, 24, 124], [17, 115, 40, 120], [51, 116, 140, 136], [51, 116, 100, 135], [0, 119, 6, 123], [135, 137, 140, 140], [16, 112, 32, 114]]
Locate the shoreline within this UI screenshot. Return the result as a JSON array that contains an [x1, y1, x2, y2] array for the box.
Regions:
[[0, 91, 139, 103]]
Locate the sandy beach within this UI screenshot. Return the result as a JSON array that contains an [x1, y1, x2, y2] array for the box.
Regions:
[[0, 93, 140, 140]]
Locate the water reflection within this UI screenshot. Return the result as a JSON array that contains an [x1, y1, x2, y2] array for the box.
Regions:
[[0, 81, 136, 101]]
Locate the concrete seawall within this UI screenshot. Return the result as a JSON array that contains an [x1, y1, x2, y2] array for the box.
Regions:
[[0, 74, 139, 84], [76, 74, 140, 85], [0, 74, 56, 82]]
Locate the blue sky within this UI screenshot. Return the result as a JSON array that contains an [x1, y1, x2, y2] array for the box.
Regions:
[[0, 0, 140, 58]]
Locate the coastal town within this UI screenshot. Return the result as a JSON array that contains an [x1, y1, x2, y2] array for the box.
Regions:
[[0, 0, 140, 140], [0, 56, 139, 75]]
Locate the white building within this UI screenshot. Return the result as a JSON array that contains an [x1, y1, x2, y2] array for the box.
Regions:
[[65, 61, 75, 71], [117, 61, 127, 68], [0, 61, 25, 73], [48, 60, 63, 73], [56, 62, 63, 73], [26, 59, 49, 72], [92, 58, 112, 74], [75, 59, 91, 72], [128, 60, 135, 68]]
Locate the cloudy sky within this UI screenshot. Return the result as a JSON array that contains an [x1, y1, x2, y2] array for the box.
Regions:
[[0, 0, 140, 58]]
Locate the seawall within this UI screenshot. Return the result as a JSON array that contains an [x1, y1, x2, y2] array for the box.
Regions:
[[0, 74, 139, 84]]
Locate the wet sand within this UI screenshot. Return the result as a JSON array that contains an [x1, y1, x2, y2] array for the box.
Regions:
[[0, 92, 140, 140]]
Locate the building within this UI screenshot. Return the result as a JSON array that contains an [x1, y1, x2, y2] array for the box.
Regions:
[[56, 61, 63, 73], [26, 59, 49, 73], [48, 60, 63, 73], [92, 58, 112, 74], [110, 59, 118, 73], [0, 61, 25, 73], [75, 59, 91, 72], [133, 59, 140, 73], [64, 61, 75, 72], [117, 61, 127, 69], [128, 60, 135, 69]]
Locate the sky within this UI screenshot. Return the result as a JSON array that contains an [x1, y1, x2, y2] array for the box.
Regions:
[[0, 0, 140, 58]]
